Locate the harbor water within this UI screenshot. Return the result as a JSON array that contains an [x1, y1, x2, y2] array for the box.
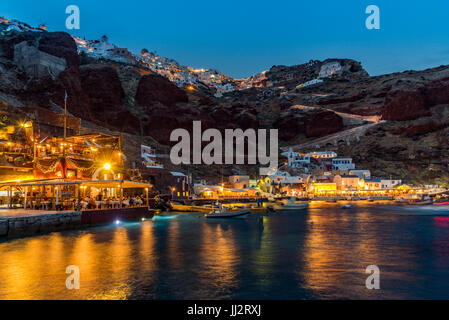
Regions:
[[1, 202, 449, 299]]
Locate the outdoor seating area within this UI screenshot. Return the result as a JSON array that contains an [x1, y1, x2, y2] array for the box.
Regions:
[[0, 179, 152, 212], [81, 196, 146, 210]]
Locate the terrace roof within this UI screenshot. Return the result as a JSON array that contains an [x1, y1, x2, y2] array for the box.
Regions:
[[0, 179, 152, 189]]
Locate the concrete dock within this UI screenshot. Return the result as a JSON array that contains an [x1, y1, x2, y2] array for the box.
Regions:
[[0, 207, 154, 238], [0, 209, 82, 238]]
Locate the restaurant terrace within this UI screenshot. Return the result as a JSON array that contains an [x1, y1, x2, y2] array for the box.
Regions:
[[0, 178, 152, 211]]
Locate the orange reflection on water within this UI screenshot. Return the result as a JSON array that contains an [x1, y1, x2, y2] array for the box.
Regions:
[[0, 223, 157, 300], [199, 222, 238, 295], [137, 221, 157, 275], [167, 220, 182, 269], [302, 204, 390, 297]]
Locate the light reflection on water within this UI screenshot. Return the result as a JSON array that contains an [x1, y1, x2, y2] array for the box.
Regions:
[[1, 202, 449, 299]]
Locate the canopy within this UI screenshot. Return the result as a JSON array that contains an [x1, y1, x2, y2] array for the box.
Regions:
[[0, 179, 152, 190]]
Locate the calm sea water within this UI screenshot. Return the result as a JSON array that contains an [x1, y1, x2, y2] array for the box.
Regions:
[[1, 202, 449, 300]]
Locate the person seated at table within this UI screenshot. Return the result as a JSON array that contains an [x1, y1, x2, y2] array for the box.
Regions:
[[122, 197, 130, 207], [35, 198, 42, 210], [129, 197, 135, 207], [26, 199, 34, 210], [135, 197, 143, 206], [107, 198, 115, 208], [80, 200, 88, 210], [89, 197, 96, 209]]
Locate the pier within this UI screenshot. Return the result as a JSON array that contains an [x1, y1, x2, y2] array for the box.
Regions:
[[0, 206, 154, 238]]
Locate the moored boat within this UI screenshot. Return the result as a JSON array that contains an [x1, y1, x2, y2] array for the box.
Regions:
[[170, 202, 212, 213], [408, 199, 432, 205], [250, 206, 269, 214], [395, 197, 409, 203], [434, 201, 449, 206], [281, 197, 309, 211], [205, 207, 251, 219]]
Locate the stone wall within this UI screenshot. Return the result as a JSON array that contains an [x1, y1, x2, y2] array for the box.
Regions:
[[0, 211, 82, 238], [14, 41, 67, 79]]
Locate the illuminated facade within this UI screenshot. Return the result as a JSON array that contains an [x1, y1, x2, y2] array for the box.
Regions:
[[34, 133, 124, 181]]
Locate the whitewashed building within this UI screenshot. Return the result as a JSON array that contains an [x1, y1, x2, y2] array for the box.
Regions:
[[381, 179, 402, 189], [349, 170, 371, 179], [319, 61, 342, 78], [332, 158, 355, 171]]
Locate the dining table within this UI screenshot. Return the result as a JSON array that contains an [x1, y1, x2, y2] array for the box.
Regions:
[[95, 201, 105, 209], [41, 201, 50, 210]]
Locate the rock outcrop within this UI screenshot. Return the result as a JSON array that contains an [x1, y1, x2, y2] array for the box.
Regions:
[[14, 41, 67, 79], [382, 89, 430, 121], [305, 111, 344, 137], [136, 74, 188, 107], [1, 24, 449, 185]]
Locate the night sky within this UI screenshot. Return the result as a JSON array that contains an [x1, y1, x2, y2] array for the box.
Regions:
[[1, 0, 449, 78]]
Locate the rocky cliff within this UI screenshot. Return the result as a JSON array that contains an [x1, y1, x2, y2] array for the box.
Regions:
[[0, 24, 448, 185]]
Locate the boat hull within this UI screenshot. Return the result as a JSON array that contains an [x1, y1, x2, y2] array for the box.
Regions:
[[171, 204, 212, 213], [281, 203, 309, 211], [250, 207, 269, 214], [206, 210, 251, 219], [408, 200, 432, 205]]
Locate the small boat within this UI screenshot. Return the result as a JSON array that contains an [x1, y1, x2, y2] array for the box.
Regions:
[[269, 202, 285, 211], [408, 199, 432, 205], [250, 206, 269, 214], [342, 205, 352, 209], [434, 201, 449, 206], [326, 198, 337, 203], [282, 197, 309, 211], [170, 203, 212, 213], [205, 206, 251, 219]]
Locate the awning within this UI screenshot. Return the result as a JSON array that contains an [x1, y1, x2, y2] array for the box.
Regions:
[[0, 179, 152, 189], [80, 180, 152, 189]]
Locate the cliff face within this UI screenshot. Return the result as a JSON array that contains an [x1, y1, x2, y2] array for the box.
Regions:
[[0, 27, 448, 185]]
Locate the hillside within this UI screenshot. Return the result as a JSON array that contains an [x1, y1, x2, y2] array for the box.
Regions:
[[0, 17, 448, 185]]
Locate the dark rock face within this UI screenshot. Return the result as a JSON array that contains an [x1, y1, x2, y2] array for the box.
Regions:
[[405, 121, 446, 136], [136, 74, 188, 107], [274, 115, 306, 142], [141, 104, 216, 144], [264, 59, 369, 89], [234, 110, 259, 130], [80, 66, 124, 115], [79, 65, 140, 134], [0, 32, 35, 60], [38, 32, 79, 69], [382, 89, 430, 121], [305, 111, 344, 137], [2, 26, 449, 186], [318, 92, 367, 106], [274, 110, 344, 141], [0, 31, 78, 69], [382, 76, 449, 121], [424, 77, 449, 106]]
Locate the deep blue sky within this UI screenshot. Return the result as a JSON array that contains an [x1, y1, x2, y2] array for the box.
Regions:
[[1, 0, 449, 78]]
